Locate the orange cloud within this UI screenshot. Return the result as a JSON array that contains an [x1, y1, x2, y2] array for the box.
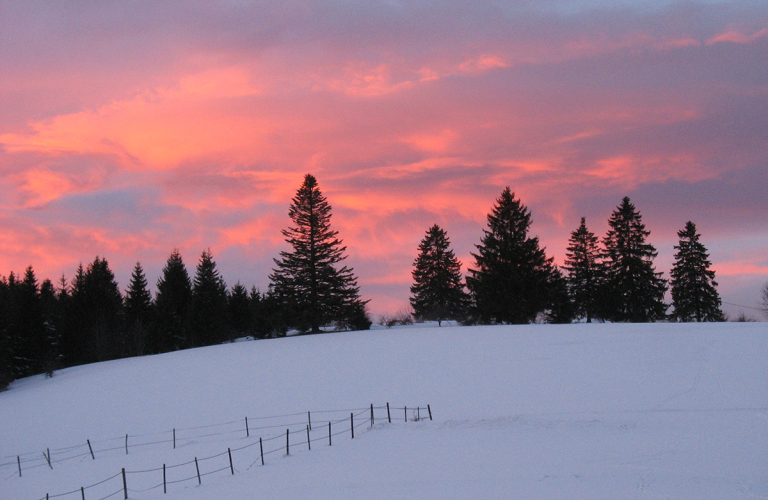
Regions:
[[0, 66, 271, 170]]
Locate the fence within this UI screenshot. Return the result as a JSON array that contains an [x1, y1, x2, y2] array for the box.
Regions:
[[2, 403, 432, 500]]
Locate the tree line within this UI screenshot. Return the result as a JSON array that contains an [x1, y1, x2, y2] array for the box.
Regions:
[[0, 176, 726, 389], [410, 189, 724, 326], [0, 174, 370, 389]]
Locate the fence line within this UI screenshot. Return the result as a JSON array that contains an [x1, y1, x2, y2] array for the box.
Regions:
[[11, 404, 432, 500], [3, 406, 382, 473]]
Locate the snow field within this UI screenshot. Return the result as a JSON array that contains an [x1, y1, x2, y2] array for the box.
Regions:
[[1, 322, 767, 499]]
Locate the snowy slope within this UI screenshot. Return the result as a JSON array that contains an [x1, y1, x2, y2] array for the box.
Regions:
[[1, 323, 767, 499]]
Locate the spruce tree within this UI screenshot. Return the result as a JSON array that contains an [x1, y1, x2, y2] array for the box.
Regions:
[[466, 188, 556, 324], [563, 217, 603, 322], [670, 221, 724, 322], [154, 249, 192, 352], [0, 276, 11, 388], [410, 224, 469, 325], [191, 249, 229, 346], [601, 197, 667, 322], [228, 282, 251, 339], [270, 174, 369, 333], [39, 278, 61, 376], [545, 266, 575, 324], [125, 262, 153, 355], [69, 257, 124, 362], [14, 267, 45, 377]]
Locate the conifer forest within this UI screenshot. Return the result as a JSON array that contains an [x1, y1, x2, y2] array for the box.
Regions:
[[0, 175, 732, 388]]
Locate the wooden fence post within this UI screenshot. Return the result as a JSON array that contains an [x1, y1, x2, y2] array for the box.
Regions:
[[245, 417, 249, 438], [405, 406, 407, 422], [163, 464, 167, 494], [308, 411, 312, 431], [306, 425, 311, 451], [81, 486, 85, 500], [387, 402, 391, 423], [259, 437, 264, 466], [194, 457, 201, 485], [45, 448, 52, 469], [370, 404, 374, 427], [286, 429, 290, 455], [173, 428, 176, 449], [87, 439, 95, 460], [328, 421, 332, 446], [125, 434, 128, 455], [351, 413, 354, 439], [122, 468, 127, 500], [228, 448, 234, 475], [17, 456, 21, 477], [428, 404, 432, 421]]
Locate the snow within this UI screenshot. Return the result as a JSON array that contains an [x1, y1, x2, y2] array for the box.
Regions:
[[1, 322, 767, 499]]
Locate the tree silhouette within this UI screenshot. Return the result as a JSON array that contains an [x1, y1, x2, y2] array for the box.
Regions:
[[670, 221, 724, 322], [410, 224, 468, 325], [467, 188, 556, 324], [270, 174, 368, 333], [601, 197, 667, 322], [563, 217, 603, 323]]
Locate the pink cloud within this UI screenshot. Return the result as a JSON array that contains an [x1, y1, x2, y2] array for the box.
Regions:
[[1, 1, 767, 314], [707, 27, 768, 45]]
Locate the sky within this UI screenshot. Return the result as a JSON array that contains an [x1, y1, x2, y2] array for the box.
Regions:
[[1, 0, 766, 318]]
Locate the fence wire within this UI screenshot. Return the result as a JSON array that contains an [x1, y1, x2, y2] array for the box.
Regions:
[[16, 403, 431, 500]]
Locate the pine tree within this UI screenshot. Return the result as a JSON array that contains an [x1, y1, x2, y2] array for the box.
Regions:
[[670, 221, 724, 322], [190, 249, 229, 346], [601, 197, 668, 322], [125, 262, 153, 355], [228, 282, 251, 339], [39, 278, 62, 376], [545, 266, 576, 324], [270, 174, 369, 333], [466, 188, 556, 324], [13, 267, 46, 377], [69, 258, 124, 363], [0, 275, 12, 388], [154, 249, 192, 352], [563, 217, 603, 322], [410, 224, 469, 325]]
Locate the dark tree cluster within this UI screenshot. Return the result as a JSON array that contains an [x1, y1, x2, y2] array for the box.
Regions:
[[0, 174, 372, 388], [1, 177, 726, 389], [408, 190, 723, 326]]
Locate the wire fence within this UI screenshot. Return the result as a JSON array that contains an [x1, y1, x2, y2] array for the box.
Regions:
[[4, 403, 432, 500]]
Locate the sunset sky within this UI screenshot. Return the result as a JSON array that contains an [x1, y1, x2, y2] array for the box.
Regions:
[[1, 0, 766, 318]]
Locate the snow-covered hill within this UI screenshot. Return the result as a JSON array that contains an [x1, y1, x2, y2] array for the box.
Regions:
[[2, 323, 767, 499]]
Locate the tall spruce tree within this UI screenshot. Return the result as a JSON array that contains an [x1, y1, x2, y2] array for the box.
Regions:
[[270, 174, 369, 333], [670, 221, 724, 322], [125, 262, 153, 355], [191, 249, 229, 346], [601, 197, 667, 322], [154, 249, 192, 352], [68, 257, 124, 363], [563, 217, 603, 322], [410, 224, 469, 325], [13, 267, 46, 377], [466, 188, 556, 324]]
